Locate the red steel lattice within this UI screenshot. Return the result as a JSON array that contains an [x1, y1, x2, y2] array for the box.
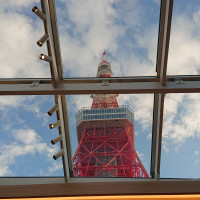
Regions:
[[73, 51, 149, 177]]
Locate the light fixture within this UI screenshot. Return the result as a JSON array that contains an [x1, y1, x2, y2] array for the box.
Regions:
[[51, 135, 62, 145], [49, 120, 61, 129], [32, 6, 46, 21], [47, 104, 59, 116], [53, 149, 64, 160], [37, 34, 49, 47], [39, 54, 53, 62]]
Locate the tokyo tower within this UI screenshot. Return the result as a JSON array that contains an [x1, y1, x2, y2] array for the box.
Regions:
[[73, 51, 149, 177]]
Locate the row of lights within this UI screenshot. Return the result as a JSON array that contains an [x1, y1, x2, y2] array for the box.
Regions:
[[32, 6, 53, 63], [47, 104, 64, 160], [32, 6, 64, 160]]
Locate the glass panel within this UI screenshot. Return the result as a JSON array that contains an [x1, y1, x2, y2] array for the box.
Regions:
[[0, 1, 51, 78], [0, 95, 63, 176], [67, 94, 153, 177], [167, 0, 200, 75], [161, 93, 200, 178], [55, 0, 161, 77]]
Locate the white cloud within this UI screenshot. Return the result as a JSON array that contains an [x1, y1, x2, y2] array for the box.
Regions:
[[22, 96, 51, 126], [57, 0, 158, 77], [162, 141, 169, 153], [0, 128, 58, 176], [193, 9, 200, 25], [135, 24, 158, 66], [13, 128, 40, 144], [118, 94, 153, 130], [167, 10, 200, 75], [0, 96, 30, 110], [147, 133, 152, 140], [68, 95, 92, 110], [153, 0, 161, 5], [0, 96, 35, 131], [0, 1, 49, 78], [0, 95, 50, 131], [194, 159, 198, 164], [0, 0, 38, 11], [163, 93, 200, 148], [194, 150, 200, 165], [58, 0, 123, 77], [48, 162, 63, 173]]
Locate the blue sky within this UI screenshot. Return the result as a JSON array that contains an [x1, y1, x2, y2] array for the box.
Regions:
[[0, 0, 200, 178]]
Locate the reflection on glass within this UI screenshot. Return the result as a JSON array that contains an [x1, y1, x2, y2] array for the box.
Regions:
[[161, 93, 200, 178]]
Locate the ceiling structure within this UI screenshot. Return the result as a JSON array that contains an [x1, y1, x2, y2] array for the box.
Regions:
[[0, 0, 200, 198]]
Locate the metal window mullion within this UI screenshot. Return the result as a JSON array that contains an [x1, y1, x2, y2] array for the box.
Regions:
[[56, 95, 71, 182], [151, 93, 165, 179], [1, 79, 200, 95], [156, 0, 173, 86], [60, 95, 73, 178], [47, 0, 63, 79], [0, 177, 65, 185], [2, 76, 200, 84], [54, 95, 67, 180], [41, 0, 59, 83], [42, 0, 73, 181], [40, 0, 56, 88]]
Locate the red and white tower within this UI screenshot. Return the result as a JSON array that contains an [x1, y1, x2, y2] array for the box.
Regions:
[[73, 51, 149, 177]]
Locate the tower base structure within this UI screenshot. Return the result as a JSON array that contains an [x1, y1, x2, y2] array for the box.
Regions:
[[73, 107, 149, 177]]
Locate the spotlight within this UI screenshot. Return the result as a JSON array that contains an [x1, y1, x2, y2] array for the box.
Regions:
[[32, 6, 46, 21], [47, 104, 59, 116], [49, 120, 61, 129], [51, 135, 62, 145], [39, 54, 52, 62], [53, 149, 64, 160], [37, 34, 49, 47]]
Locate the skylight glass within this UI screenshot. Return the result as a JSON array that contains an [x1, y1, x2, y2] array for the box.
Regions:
[[161, 93, 200, 178], [55, 0, 161, 77], [1, 0, 200, 186], [167, 0, 200, 76], [0, 95, 63, 177], [0, 1, 51, 78], [67, 94, 153, 177]]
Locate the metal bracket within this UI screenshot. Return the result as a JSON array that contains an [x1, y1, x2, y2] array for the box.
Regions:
[[101, 79, 110, 86], [174, 78, 184, 84], [30, 80, 40, 87]]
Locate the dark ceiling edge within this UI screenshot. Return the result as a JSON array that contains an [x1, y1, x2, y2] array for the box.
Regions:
[[0, 181, 200, 198]]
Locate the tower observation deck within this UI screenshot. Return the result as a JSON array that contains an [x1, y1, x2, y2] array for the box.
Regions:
[[73, 51, 149, 177]]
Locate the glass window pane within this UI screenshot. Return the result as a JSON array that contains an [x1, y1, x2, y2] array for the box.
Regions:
[[167, 0, 200, 75], [67, 94, 153, 178], [0, 1, 51, 78], [161, 93, 200, 178], [55, 0, 161, 77], [0, 95, 63, 177]]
